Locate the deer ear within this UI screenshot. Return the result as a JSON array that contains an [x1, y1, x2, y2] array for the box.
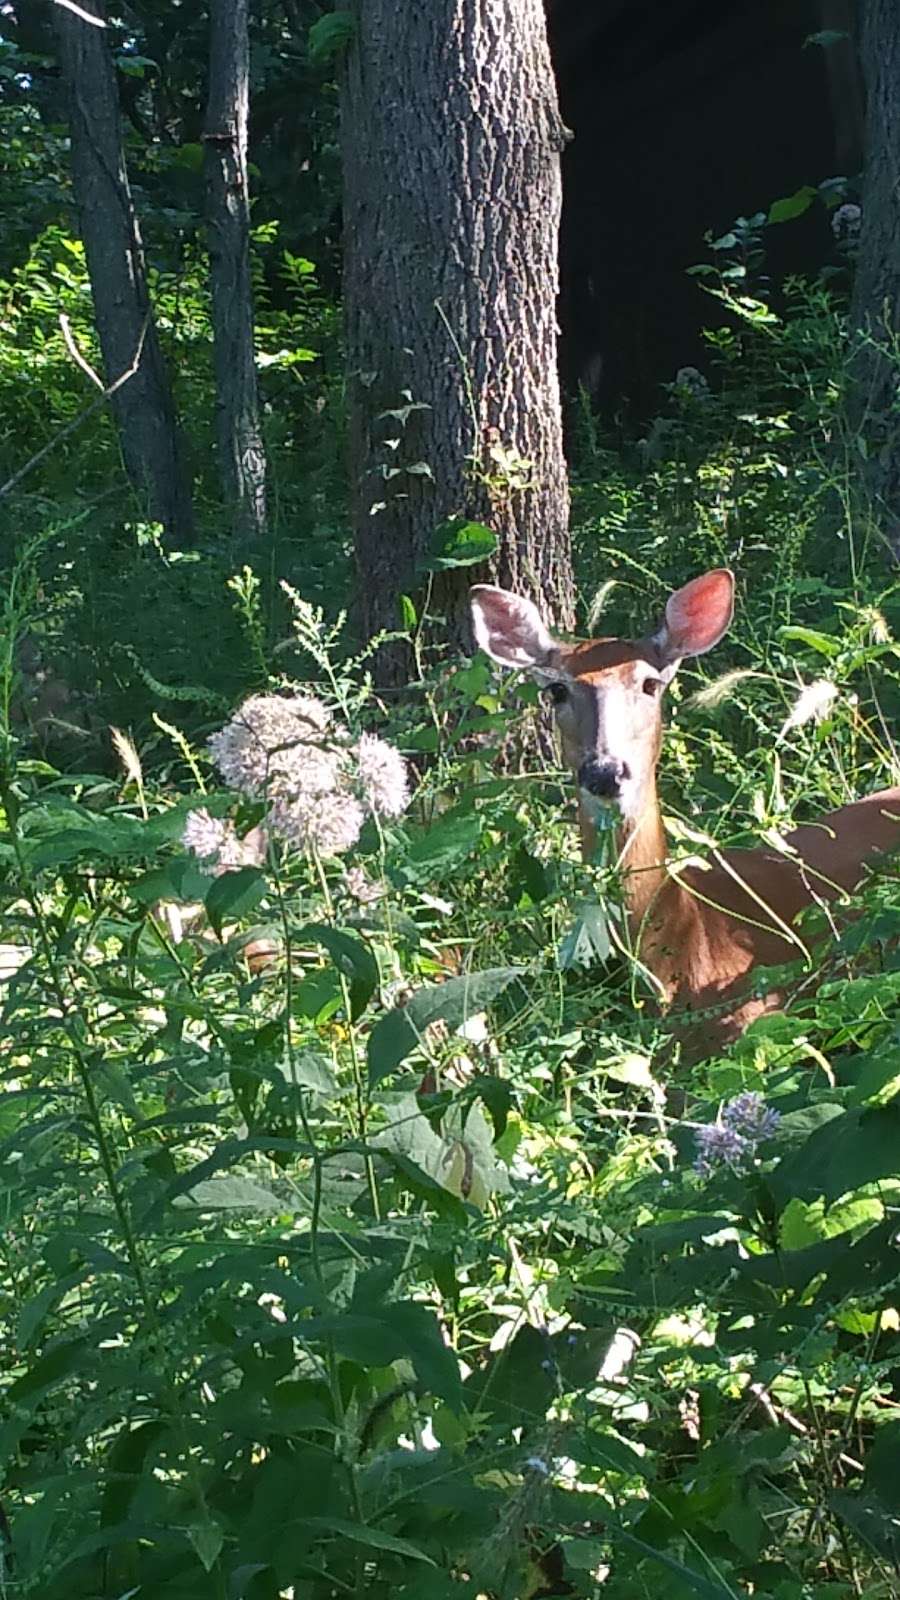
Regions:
[[470, 585, 557, 671], [655, 569, 734, 666]]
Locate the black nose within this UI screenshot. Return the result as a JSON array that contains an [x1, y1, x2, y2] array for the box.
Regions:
[[578, 759, 629, 799]]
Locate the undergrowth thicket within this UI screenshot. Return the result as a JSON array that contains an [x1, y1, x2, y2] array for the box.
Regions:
[[2, 239, 900, 1600]]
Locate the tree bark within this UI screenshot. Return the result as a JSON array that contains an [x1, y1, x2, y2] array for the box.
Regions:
[[53, 0, 192, 540], [204, 0, 268, 538], [850, 0, 900, 559], [340, 0, 574, 676]]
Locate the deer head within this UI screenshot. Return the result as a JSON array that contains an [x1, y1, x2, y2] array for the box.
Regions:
[[470, 570, 734, 827]]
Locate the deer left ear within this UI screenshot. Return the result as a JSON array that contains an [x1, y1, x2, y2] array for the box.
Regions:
[[655, 569, 734, 668], [470, 584, 557, 671]]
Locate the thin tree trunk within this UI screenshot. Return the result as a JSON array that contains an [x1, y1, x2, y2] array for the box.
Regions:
[[341, 0, 574, 678], [54, 0, 192, 540], [850, 0, 900, 560], [204, 0, 268, 538]]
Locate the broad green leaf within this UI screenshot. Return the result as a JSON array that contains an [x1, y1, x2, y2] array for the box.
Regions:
[[308, 13, 356, 63], [305, 1516, 436, 1565], [6, 1336, 90, 1404], [423, 517, 498, 571], [291, 1051, 339, 1097], [558, 901, 612, 969], [403, 811, 483, 883], [771, 1103, 900, 1206], [768, 186, 817, 224], [18, 1272, 84, 1350], [187, 1518, 224, 1572], [179, 1176, 283, 1212], [368, 967, 524, 1087], [778, 624, 840, 656], [296, 923, 378, 1020], [205, 866, 266, 937]]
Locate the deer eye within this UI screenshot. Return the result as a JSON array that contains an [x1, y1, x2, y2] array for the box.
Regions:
[[545, 681, 570, 706], [642, 676, 663, 698]]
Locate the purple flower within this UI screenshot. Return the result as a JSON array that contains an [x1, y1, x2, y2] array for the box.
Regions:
[[694, 1122, 753, 1178], [722, 1092, 781, 1143]]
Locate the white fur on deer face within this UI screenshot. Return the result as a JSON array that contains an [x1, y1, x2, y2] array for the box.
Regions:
[[470, 571, 734, 826]]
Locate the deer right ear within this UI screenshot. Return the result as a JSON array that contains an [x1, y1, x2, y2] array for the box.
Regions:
[[470, 585, 557, 671], [655, 569, 734, 666]]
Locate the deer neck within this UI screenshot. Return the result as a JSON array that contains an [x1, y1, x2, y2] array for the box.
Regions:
[[580, 781, 672, 932]]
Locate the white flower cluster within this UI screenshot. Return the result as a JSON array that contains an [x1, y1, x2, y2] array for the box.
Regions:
[[184, 692, 411, 865], [831, 202, 861, 245], [182, 809, 267, 877]]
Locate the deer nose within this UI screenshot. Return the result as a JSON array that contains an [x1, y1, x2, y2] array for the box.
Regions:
[[578, 758, 630, 799]]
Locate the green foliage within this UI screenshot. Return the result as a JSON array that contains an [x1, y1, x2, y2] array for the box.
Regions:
[[2, 449, 899, 1595], [2, 18, 900, 1593]]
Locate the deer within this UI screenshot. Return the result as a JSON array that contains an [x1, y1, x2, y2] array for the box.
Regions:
[[470, 569, 900, 1054]]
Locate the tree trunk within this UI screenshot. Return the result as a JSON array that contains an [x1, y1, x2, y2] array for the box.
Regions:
[[204, 0, 268, 538], [850, 0, 900, 560], [340, 0, 574, 676], [53, 0, 192, 540]]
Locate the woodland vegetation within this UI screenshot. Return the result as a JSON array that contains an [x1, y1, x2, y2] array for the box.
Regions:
[[0, 2, 899, 1597]]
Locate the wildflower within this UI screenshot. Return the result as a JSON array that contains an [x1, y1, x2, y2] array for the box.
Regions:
[[209, 694, 342, 799], [693, 1122, 753, 1178], [354, 732, 410, 819], [723, 1091, 781, 1143], [268, 790, 365, 858], [183, 807, 227, 863], [694, 1092, 781, 1178], [832, 202, 861, 244], [206, 692, 410, 859], [343, 865, 384, 903], [779, 678, 838, 737], [674, 366, 710, 399], [183, 809, 268, 876]]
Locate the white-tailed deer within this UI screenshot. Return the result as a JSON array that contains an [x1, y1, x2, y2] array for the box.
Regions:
[[470, 571, 900, 1051]]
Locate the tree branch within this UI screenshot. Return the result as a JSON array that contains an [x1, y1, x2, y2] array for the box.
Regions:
[[0, 316, 149, 500]]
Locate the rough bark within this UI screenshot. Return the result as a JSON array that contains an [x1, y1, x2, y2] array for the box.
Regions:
[[340, 0, 574, 676], [204, 0, 268, 537], [53, 0, 192, 539], [850, 0, 900, 559]]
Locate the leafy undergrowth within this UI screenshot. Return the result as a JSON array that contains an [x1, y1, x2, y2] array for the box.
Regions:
[[2, 556, 900, 1600]]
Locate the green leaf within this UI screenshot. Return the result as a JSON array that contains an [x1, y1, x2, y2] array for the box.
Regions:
[[6, 1336, 90, 1404], [778, 624, 840, 656], [308, 13, 357, 63], [423, 518, 498, 571], [305, 1516, 436, 1565], [771, 1103, 900, 1207], [368, 967, 524, 1088], [205, 867, 266, 938], [292, 1051, 339, 1097], [558, 901, 612, 969], [399, 593, 417, 629], [297, 923, 378, 1020], [767, 186, 818, 225], [403, 811, 483, 883], [179, 1176, 283, 1212], [187, 1518, 224, 1572], [172, 141, 204, 171]]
